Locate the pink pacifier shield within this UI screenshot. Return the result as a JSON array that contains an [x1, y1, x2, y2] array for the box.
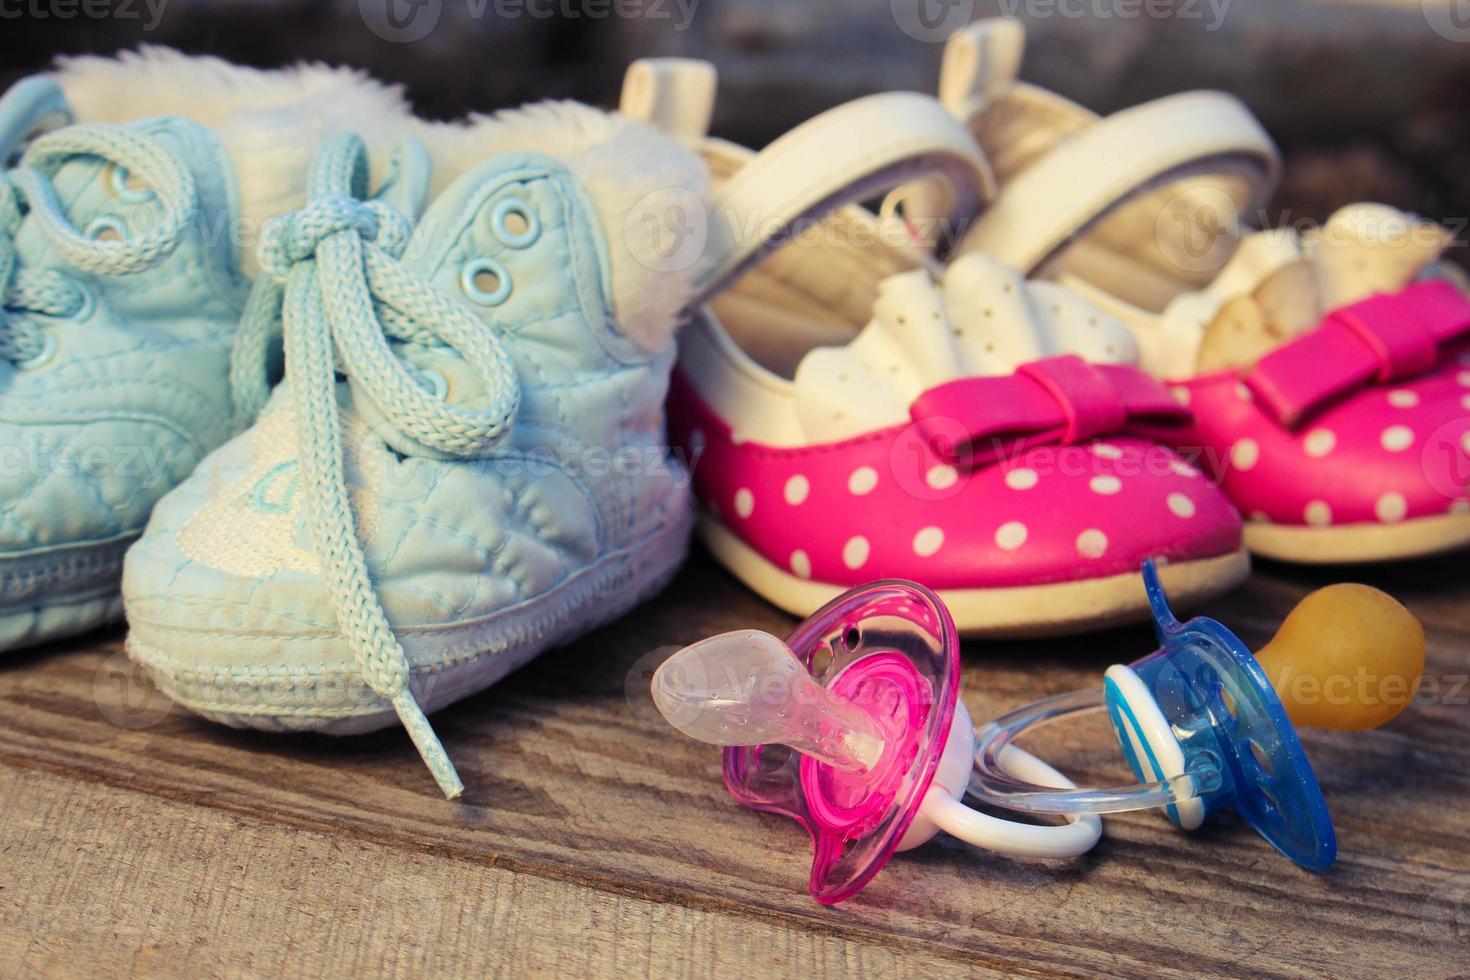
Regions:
[[722, 581, 960, 904]]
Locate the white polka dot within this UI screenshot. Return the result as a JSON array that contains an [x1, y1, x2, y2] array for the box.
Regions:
[[1092, 443, 1123, 459], [994, 521, 1028, 551], [1236, 382, 1253, 401], [1304, 500, 1333, 526], [1458, 370, 1470, 387], [1167, 492, 1197, 518], [1303, 429, 1336, 458], [734, 488, 754, 518], [1387, 389, 1419, 408], [1462, 433, 1470, 456], [1376, 491, 1408, 523], [790, 550, 811, 579], [1170, 460, 1201, 478], [848, 466, 878, 496], [913, 526, 944, 557], [688, 429, 706, 455], [1230, 438, 1260, 471], [1462, 394, 1470, 412], [1005, 468, 1039, 490], [1090, 475, 1122, 495], [1075, 529, 1108, 558], [1380, 425, 1414, 453], [784, 474, 810, 505], [926, 464, 959, 490], [842, 536, 870, 569], [1170, 386, 1191, 406]]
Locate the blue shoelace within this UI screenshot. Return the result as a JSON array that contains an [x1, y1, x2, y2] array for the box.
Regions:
[[0, 125, 194, 365], [231, 134, 522, 797]]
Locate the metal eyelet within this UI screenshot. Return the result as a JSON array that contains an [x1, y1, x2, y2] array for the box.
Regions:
[[106, 163, 154, 204], [419, 367, 449, 400], [491, 198, 540, 249], [85, 215, 127, 243], [68, 283, 97, 322], [460, 257, 512, 306], [14, 331, 58, 371]]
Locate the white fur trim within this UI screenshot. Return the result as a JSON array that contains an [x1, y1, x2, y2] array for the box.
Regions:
[[52, 47, 416, 278], [49, 48, 707, 352], [407, 102, 710, 353]]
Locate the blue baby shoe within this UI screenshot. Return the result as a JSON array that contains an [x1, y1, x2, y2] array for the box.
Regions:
[[0, 49, 421, 651], [122, 109, 708, 797]]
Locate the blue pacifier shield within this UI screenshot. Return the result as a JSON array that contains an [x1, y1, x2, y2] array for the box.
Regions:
[[1105, 560, 1336, 870]]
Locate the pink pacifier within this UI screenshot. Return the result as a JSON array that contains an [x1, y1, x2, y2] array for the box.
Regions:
[[652, 581, 1100, 904]]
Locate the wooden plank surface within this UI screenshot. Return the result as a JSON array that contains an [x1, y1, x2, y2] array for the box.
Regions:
[[1, 548, 1467, 978]]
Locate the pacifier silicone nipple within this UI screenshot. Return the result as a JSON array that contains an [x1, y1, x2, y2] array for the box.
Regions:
[[1254, 584, 1425, 731], [652, 629, 886, 774], [654, 581, 1099, 904]]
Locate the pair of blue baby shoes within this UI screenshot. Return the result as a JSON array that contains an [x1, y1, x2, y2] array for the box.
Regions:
[[0, 49, 707, 795]]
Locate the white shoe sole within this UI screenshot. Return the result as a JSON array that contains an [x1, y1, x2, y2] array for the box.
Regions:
[[129, 506, 693, 734], [699, 516, 1251, 639], [1243, 510, 1470, 564]]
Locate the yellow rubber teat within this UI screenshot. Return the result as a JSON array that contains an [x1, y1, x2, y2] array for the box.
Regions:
[[1255, 584, 1425, 731]]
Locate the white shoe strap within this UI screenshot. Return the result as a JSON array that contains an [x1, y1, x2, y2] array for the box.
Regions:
[[619, 58, 716, 143], [620, 58, 996, 304], [958, 89, 1280, 273]]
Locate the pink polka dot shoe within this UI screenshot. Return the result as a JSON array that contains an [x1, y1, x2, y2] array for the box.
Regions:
[[620, 60, 1249, 636], [926, 20, 1470, 564]]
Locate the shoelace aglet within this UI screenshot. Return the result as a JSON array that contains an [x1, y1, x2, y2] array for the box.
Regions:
[[391, 690, 464, 800]]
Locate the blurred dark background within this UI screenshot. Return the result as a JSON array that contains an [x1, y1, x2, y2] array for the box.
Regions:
[[3, 0, 1470, 232]]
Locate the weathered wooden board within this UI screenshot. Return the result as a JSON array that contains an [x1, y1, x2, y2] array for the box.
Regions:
[[1, 549, 1467, 977]]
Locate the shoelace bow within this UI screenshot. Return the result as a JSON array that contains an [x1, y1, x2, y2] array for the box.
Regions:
[[233, 133, 522, 798], [0, 125, 195, 364]]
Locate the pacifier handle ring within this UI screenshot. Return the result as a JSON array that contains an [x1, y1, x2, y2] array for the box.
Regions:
[[924, 744, 1101, 858], [967, 687, 1214, 816]]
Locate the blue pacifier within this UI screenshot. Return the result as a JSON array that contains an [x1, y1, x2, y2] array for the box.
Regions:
[[967, 559, 1424, 869]]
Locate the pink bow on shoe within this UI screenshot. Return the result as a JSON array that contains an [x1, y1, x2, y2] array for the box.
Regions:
[[1245, 280, 1470, 428], [909, 354, 1191, 468]]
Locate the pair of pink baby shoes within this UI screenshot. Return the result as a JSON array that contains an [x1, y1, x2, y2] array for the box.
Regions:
[[623, 19, 1470, 637]]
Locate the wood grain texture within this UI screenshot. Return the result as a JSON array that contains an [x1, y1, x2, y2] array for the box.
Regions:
[[1, 548, 1467, 978]]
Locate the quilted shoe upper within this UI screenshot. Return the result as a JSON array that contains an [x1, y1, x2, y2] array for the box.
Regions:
[[123, 145, 698, 719], [0, 116, 245, 605]]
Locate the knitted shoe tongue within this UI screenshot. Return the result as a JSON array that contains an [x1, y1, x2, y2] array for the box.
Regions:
[[0, 76, 71, 166]]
